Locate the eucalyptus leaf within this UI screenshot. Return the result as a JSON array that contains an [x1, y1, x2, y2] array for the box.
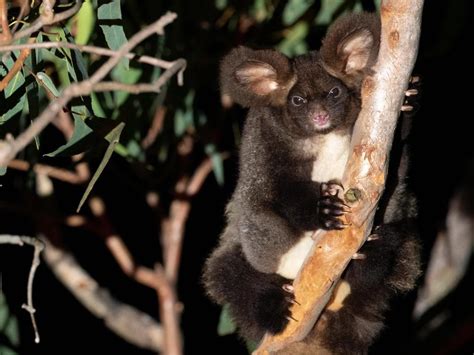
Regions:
[[277, 22, 309, 56], [98, 0, 129, 70], [0, 166, 6, 175], [36, 72, 60, 97], [283, 0, 314, 26], [91, 92, 106, 118], [45, 116, 94, 157], [215, 0, 228, 10], [41, 50, 70, 88], [0, 293, 20, 349], [24, 61, 40, 149], [174, 108, 194, 137], [77, 122, 125, 212], [251, 0, 268, 22], [110, 65, 142, 108], [217, 304, 237, 336], [315, 0, 345, 25], [125, 139, 142, 159], [75, 0, 96, 45], [97, 0, 122, 19], [24, 50, 40, 119], [3, 62, 25, 99], [174, 90, 195, 136], [1, 93, 26, 124], [0, 346, 18, 355], [62, 27, 89, 82], [205, 143, 224, 185]]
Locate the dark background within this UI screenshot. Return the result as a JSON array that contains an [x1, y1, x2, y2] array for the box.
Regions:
[[1, 0, 473, 354]]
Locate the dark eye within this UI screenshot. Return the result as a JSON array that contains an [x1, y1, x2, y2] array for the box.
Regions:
[[328, 87, 341, 98], [291, 95, 306, 106]]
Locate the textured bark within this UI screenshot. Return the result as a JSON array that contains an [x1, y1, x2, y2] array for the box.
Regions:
[[254, 0, 424, 353]]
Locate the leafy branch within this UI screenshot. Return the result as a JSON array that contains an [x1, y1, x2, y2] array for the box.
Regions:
[[0, 11, 184, 167]]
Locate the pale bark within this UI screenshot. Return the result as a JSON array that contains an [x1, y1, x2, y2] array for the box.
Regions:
[[255, 0, 424, 353]]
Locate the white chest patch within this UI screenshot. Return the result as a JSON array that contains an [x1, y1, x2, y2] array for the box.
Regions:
[[311, 133, 351, 182], [276, 233, 314, 279], [276, 133, 351, 280]]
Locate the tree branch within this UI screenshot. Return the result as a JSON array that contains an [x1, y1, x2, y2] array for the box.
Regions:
[[141, 106, 167, 149], [0, 11, 182, 168], [0, 0, 11, 43], [255, 0, 424, 352], [0, 234, 44, 343], [8, 159, 90, 184], [74, 195, 184, 354], [40, 236, 164, 351], [0, 41, 177, 70], [0, 39, 33, 91], [10, 0, 83, 43], [91, 59, 186, 94], [155, 264, 183, 355]]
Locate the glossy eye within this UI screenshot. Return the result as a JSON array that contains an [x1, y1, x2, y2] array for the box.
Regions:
[[328, 87, 341, 98], [291, 95, 306, 106]]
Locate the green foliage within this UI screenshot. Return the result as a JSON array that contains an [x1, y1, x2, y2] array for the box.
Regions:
[[98, 0, 129, 70], [75, 0, 96, 45], [0, 293, 20, 355], [45, 116, 94, 157], [217, 304, 237, 335]]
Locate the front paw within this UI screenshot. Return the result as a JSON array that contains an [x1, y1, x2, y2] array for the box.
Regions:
[[318, 182, 349, 230], [255, 280, 295, 334]]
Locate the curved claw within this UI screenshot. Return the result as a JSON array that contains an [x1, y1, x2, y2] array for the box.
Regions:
[[282, 284, 294, 294], [401, 105, 414, 112], [405, 88, 418, 97], [290, 298, 301, 306], [352, 253, 366, 260], [367, 234, 380, 241], [410, 75, 420, 84], [324, 220, 350, 230], [319, 198, 350, 210]]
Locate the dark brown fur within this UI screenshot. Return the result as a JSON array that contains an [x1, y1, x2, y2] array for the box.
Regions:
[[203, 12, 421, 354]]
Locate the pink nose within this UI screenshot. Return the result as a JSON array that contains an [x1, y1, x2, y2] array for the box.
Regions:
[[313, 113, 329, 126]]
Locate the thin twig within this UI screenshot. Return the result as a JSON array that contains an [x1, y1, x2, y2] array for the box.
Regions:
[[0, 41, 177, 69], [92, 59, 186, 94], [11, 0, 83, 43], [8, 159, 90, 184], [9, 0, 31, 35], [142, 106, 167, 149], [0, 0, 11, 43], [163, 153, 229, 283], [0, 234, 44, 343], [0, 12, 181, 167], [0, 38, 34, 91]]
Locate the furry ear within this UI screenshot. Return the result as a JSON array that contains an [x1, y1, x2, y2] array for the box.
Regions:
[[320, 13, 380, 89], [220, 46, 296, 107]]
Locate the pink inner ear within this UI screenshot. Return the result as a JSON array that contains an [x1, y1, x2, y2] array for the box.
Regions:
[[339, 29, 374, 73], [235, 60, 279, 95], [251, 79, 279, 96]]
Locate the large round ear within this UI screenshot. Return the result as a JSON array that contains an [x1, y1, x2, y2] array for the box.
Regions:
[[220, 46, 296, 108], [320, 13, 380, 89]]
